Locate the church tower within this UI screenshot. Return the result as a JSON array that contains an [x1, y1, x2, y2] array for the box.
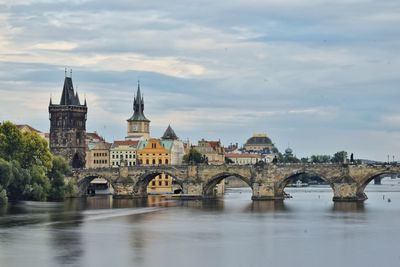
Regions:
[[49, 70, 87, 168], [126, 82, 150, 140]]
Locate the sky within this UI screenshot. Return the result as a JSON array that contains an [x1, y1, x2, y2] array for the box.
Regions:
[[0, 0, 399, 161]]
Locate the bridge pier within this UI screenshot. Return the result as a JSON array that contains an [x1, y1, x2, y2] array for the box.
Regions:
[[332, 182, 366, 202], [251, 182, 284, 201]]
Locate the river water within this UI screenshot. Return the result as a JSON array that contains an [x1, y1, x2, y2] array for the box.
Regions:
[[1, 180, 400, 267]]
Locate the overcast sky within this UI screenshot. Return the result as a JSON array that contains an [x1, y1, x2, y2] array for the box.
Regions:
[[0, 0, 399, 161]]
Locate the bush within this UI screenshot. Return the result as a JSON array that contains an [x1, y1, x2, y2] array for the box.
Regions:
[[0, 185, 7, 206], [64, 179, 79, 198]]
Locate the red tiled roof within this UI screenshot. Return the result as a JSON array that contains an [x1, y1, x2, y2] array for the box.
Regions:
[[112, 140, 139, 146], [86, 132, 104, 141]]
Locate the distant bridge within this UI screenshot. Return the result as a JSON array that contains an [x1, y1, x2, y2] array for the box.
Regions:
[[72, 163, 400, 202]]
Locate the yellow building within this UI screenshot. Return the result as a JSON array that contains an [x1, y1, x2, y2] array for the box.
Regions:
[[137, 138, 172, 194]]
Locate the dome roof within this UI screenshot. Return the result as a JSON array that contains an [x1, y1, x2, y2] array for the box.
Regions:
[[161, 125, 178, 140], [245, 135, 272, 145], [285, 147, 293, 154]]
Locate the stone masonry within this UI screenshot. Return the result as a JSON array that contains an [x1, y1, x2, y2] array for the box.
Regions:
[[73, 163, 400, 202]]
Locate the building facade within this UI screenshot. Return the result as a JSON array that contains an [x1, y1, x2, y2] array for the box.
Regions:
[[225, 153, 262, 165], [137, 138, 172, 194], [161, 125, 185, 165], [126, 82, 150, 141], [110, 140, 138, 167], [243, 133, 275, 153], [86, 141, 111, 169], [194, 139, 225, 165], [49, 73, 87, 168]]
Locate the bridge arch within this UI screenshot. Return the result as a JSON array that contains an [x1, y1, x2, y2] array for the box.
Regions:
[[135, 170, 185, 196], [277, 170, 334, 197], [358, 171, 400, 195], [77, 174, 114, 196], [203, 172, 252, 197]]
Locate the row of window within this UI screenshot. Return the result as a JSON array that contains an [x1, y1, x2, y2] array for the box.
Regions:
[[112, 154, 135, 159], [139, 153, 169, 156], [94, 160, 108, 164], [140, 159, 169, 165], [150, 180, 169, 187], [94, 153, 108, 157], [111, 161, 136, 166]]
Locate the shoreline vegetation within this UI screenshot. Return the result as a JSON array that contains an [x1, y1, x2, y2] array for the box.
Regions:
[[0, 121, 77, 206]]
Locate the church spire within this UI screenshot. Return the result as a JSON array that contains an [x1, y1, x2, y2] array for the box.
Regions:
[[128, 81, 150, 122], [59, 69, 83, 106]]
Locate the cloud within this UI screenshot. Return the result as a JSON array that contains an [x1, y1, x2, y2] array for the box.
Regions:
[[0, 0, 399, 161]]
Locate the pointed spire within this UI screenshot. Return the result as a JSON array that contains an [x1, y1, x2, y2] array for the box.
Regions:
[[127, 80, 150, 122], [49, 94, 53, 105], [162, 124, 178, 140], [84, 94, 87, 106], [75, 91, 81, 105]]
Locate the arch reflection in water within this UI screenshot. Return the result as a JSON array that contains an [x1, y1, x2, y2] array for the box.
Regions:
[[245, 200, 288, 213], [332, 202, 365, 212]]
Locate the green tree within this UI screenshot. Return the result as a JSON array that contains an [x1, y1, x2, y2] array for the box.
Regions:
[[225, 157, 234, 164], [48, 156, 70, 200], [183, 148, 206, 164], [6, 160, 32, 201], [0, 185, 7, 206], [310, 155, 331, 163], [0, 122, 52, 171], [331, 151, 348, 163], [20, 131, 52, 171], [0, 121, 24, 162], [300, 157, 309, 163], [0, 158, 13, 188]]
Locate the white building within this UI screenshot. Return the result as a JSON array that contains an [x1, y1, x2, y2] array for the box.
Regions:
[[110, 140, 138, 167]]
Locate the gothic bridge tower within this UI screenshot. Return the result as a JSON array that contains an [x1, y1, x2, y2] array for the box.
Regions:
[[49, 71, 87, 168], [126, 82, 150, 140]]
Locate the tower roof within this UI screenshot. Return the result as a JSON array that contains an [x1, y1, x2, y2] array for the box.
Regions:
[[127, 82, 150, 122], [59, 76, 82, 106], [161, 125, 178, 140]]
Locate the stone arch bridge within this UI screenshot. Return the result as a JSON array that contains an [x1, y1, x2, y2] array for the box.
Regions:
[[72, 163, 400, 202]]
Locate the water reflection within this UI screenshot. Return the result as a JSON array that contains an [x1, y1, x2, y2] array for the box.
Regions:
[[332, 202, 365, 212], [245, 200, 288, 213], [48, 209, 84, 266], [178, 199, 225, 211]]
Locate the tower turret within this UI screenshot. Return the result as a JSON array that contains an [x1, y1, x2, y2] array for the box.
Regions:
[[126, 81, 150, 140], [49, 70, 87, 168]]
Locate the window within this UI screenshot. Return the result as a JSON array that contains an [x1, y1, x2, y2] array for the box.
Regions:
[[165, 174, 169, 179], [165, 159, 169, 164], [152, 159, 156, 165], [146, 159, 149, 165], [159, 159, 162, 164], [158, 181, 162, 186], [152, 181, 156, 186], [165, 181, 169, 186]]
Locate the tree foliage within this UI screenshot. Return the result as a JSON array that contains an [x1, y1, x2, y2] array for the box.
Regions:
[[0, 122, 71, 205], [310, 155, 331, 163], [183, 148, 207, 164], [331, 151, 348, 163]]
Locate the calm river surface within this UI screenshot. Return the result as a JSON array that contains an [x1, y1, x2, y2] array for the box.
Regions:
[[1, 180, 400, 267]]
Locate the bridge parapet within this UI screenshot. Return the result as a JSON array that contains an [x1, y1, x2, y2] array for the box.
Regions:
[[70, 163, 400, 202]]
